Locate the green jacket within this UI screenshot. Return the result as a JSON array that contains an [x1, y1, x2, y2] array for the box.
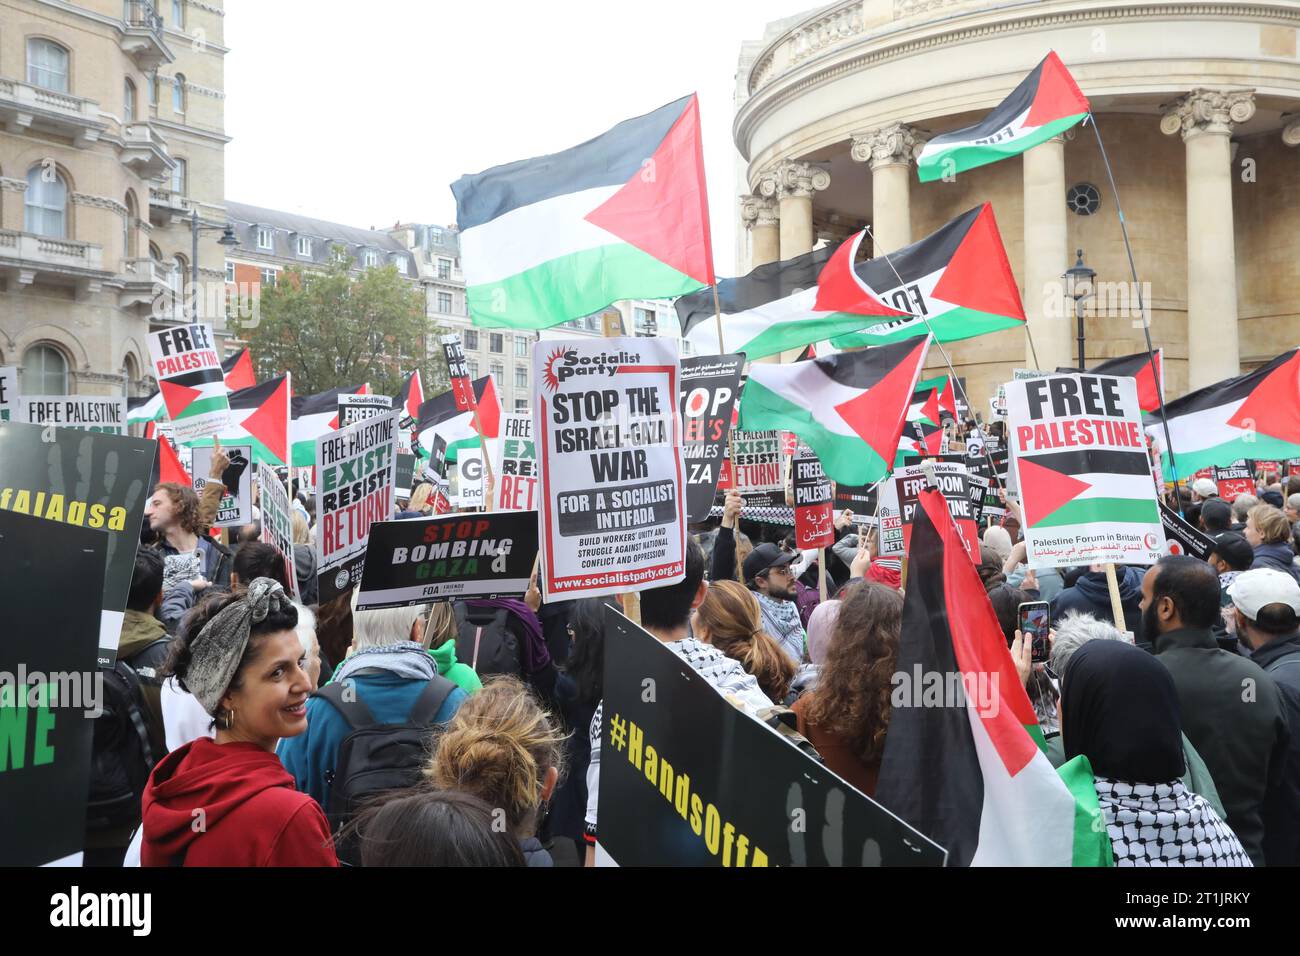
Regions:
[[119, 609, 170, 759], [428, 639, 482, 695]]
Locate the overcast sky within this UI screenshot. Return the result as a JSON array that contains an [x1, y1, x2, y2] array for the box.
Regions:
[[225, 0, 808, 270]]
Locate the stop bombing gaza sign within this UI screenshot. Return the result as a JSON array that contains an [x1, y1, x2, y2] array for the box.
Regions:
[[1006, 373, 1165, 568]]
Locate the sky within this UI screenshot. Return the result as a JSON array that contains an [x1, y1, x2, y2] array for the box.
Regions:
[[224, 0, 810, 272]]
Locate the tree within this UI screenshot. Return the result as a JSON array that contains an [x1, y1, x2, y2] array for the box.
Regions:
[[245, 250, 449, 398]]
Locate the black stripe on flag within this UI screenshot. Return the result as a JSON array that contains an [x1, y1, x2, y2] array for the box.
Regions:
[[1022, 448, 1151, 477], [923, 59, 1044, 150], [165, 366, 226, 389], [855, 205, 979, 290], [292, 384, 365, 417], [675, 246, 833, 338], [1153, 349, 1298, 419], [816, 338, 926, 389]]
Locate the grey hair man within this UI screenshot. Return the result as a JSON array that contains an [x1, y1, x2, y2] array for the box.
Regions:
[[1285, 494, 1300, 524], [1232, 494, 1259, 527]]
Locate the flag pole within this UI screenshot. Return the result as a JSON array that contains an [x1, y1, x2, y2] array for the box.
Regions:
[[711, 281, 741, 520], [1087, 112, 1185, 511], [1024, 325, 1043, 371]]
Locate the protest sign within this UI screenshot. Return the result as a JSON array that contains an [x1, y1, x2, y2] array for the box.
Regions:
[[441, 333, 478, 412], [875, 481, 906, 558], [315, 410, 398, 603], [1007, 373, 1165, 568], [257, 463, 300, 600], [730, 430, 784, 507], [679, 354, 743, 523], [1214, 464, 1255, 502], [0, 366, 15, 421], [967, 472, 989, 526], [834, 482, 877, 516], [792, 446, 834, 550], [494, 412, 538, 511], [894, 461, 977, 557], [395, 453, 417, 500], [1287, 459, 1300, 478], [146, 323, 231, 441], [17, 396, 126, 434], [1258, 460, 1280, 483], [780, 430, 797, 457], [596, 605, 946, 867], [1159, 503, 1215, 561], [338, 393, 393, 428], [533, 337, 685, 601], [192, 444, 253, 527], [0, 421, 154, 666], [0, 508, 106, 866], [454, 446, 485, 509], [355, 510, 538, 609]]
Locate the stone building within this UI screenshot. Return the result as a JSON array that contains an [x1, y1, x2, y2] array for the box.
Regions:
[[734, 0, 1300, 406], [0, 0, 228, 398]]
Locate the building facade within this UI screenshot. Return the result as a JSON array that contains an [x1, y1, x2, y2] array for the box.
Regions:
[[0, 0, 228, 398], [734, 0, 1300, 407]]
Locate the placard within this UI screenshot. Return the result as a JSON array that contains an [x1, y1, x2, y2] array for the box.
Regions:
[[679, 354, 743, 523], [0, 366, 15, 422], [146, 323, 231, 441], [257, 463, 300, 601], [1160, 503, 1215, 561], [730, 429, 784, 508], [337, 393, 394, 429], [792, 446, 833, 550], [1214, 464, 1255, 503], [454, 446, 484, 509], [534, 338, 685, 601], [493, 412, 538, 511], [894, 462, 977, 557], [17, 396, 126, 434], [191, 444, 253, 527]]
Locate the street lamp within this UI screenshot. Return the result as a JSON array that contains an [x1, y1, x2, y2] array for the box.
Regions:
[[1063, 248, 1096, 372], [188, 207, 240, 321]]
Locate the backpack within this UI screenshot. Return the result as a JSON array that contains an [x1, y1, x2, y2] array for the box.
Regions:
[[85, 638, 170, 833], [313, 668, 458, 864], [453, 603, 524, 678]]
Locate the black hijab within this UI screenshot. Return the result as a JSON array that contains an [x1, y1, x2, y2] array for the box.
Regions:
[[1060, 640, 1185, 783]]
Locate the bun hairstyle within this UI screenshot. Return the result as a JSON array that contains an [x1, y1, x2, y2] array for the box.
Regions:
[[695, 579, 796, 703], [424, 677, 567, 837]]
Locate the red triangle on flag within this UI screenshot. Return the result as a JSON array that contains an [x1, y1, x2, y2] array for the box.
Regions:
[[832, 341, 928, 462], [931, 204, 1026, 322], [1025, 51, 1091, 128], [158, 433, 192, 487], [1134, 353, 1162, 414], [243, 377, 290, 463], [405, 370, 425, 420], [1019, 457, 1091, 526], [160, 379, 203, 418], [1227, 350, 1300, 443], [224, 349, 256, 390], [473, 376, 501, 439], [584, 94, 715, 286], [813, 230, 910, 317]]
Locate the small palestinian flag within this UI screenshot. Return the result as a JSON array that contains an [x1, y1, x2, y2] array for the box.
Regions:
[[128, 349, 256, 425], [917, 52, 1090, 182], [738, 337, 930, 485], [918, 374, 958, 425], [190, 375, 291, 465], [677, 241, 904, 358], [290, 384, 368, 466], [894, 384, 946, 467], [1089, 350, 1163, 414], [393, 370, 425, 422], [874, 489, 1112, 866], [452, 94, 713, 330], [829, 204, 1026, 349], [415, 376, 501, 463], [1147, 349, 1300, 475], [223, 348, 256, 391], [1017, 448, 1160, 529]]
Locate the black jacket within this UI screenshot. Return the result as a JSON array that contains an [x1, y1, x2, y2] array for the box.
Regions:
[[1050, 565, 1144, 638], [1252, 634, 1300, 865], [1153, 627, 1290, 866], [156, 536, 233, 633]]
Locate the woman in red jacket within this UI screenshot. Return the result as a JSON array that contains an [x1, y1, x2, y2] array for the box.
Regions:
[[141, 578, 338, 866]]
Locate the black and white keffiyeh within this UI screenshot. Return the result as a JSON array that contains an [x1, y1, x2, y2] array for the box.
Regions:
[[1094, 777, 1253, 867]]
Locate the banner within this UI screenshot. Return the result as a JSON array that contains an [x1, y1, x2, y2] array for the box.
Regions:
[[395, 453, 417, 500], [355, 510, 538, 609], [257, 463, 300, 600], [792, 446, 833, 550], [494, 412, 538, 511], [17, 396, 126, 434], [534, 337, 685, 601], [146, 323, 231, 441], [315, 410, 399, 602], [1007, 373, 1165, 568], [454, 446, 485, 509], [441, 333, 478, 414], [730, 430, 784, 508], [1214, 464, 1254, 503], [191, 444, 253, 527], [679, 354, 743, 523], [0, 508, 106, 866], [894, 461, 977, 557], [596, 605, 946, 867], [967, 472, 989, 526], [0, 421, 154, 665], [0, 366, 15, 421], [338, 393, 393, 429], [1160, 503, 1215, 561], [834, 482, 877, 516]]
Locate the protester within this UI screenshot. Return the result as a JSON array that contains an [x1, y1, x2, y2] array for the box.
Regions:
[[425, 677, 566, 866], [1001, 540, 1063, 601], [790, 594, 844, 702], [294, 603, 322, 690], [981, 525, 1012, 566], [1245, 504, 1300, 581], [742, 542, 806, 665], [1232, 493, 1258, 530], [1191, 477, 1219, 503], [291, 511, 318, 605], [1051, 563, 1143, 639], [552, 598, 606, 862], [708, 489, 743, 582], [230, 540, 293, 592], [1141, 555, 1290, 865], [1209, 531, 1255, 646], [148, 483, 233, 632], [1287, 494, 1300, 524], [1059, 640, 1251, 866], [692, 580, 796, 704], [417, 602, 483, 694], [1200, 498, 1233, 535], [453, 581, 556, 703], [350, 790, 524, 867], [140, 579, 337, 866]]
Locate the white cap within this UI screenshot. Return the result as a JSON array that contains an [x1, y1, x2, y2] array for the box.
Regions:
[[1192, 478, 1218, 499], [1228, 568, 1300, 620]]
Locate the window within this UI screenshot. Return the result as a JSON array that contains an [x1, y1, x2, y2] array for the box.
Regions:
[[365, 250, 379, 268], [437, 292, 453, 314], [124, 78, 136, 124], [514, 366, 527, 389], [27, 39, 69, 93], [124, 191, 138, 257], [296, 236, 312, 257], [515, 336, 528, 358], [172, 0, 184, 27], [225, 259, 234, 282], [261, 268, 276, 287], [257, 227, 272, 250], [395, 257, 408, 275], [467, 359, 478, 379], [515, 398, 529, 414], [635, 307, 658, 335], [490, 363, 503, 388], [489, 333, 503, 354], [437, 258, 451, 280], [171, 157, 187, 196], [147, 72, 158, 107], [172, 73, 185, 114], [23, 345, 68, 395], [585, 315, 600, 332], [463, 329, 478, 350], [25, 165, 67, 238]]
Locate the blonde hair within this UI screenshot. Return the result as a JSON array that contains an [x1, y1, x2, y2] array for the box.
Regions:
[[291, 511, 310, 545], [695, 579, 795, 702], [408, 482, 435, 514], [1249, 504, 1291, 545], [733, 530, 754, 583], [423, 602, 457, 650], [424, 677, 567, 837]]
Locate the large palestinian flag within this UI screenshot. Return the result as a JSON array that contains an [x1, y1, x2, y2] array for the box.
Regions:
[[1090, 350, 1163, 414], [128, 349, 255, 425], [190, 375, 291, 465], [677, 240, 906, 358], [290, 384, 368, 466], [1016, 448, 1160, 529], [738, 337, 930, 485], [917, 52, 1090, 182], [1147, 349, 1300, 475], [874, 489, 1112, 866], [452, 94, 713, 330], [829, 204, 1026, 349], [414, 375, 501, 463]]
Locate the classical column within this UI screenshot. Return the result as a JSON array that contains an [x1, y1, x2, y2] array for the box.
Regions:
[[1162, 89, 1255, 389], [1022, 136, 1071, 371], [851, 124, 924, 256], [740, 193, 780, 269], [757, 160, 830, 263]]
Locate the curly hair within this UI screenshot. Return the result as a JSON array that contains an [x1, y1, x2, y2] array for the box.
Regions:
[[424, 677, 567, 837], [153, 482, 200, 534], [695, 580, 795, 702], [802, 582, 902, 766]]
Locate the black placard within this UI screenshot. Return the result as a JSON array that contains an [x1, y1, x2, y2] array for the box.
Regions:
[[1160, 503, 1215, 561], [679, 354, 743, 523]]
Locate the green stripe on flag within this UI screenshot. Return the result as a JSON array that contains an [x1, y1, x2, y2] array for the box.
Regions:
[[1032, 497, 1160, 529], [917, 113, 1087, 182], [738, 313, 895, 361], [467, 243, 706, 330], [174, 395, 230, 421], [1057, 753, 1114, 867], [829, 306, 1023, 349], [1161, 435, 1300, 479]]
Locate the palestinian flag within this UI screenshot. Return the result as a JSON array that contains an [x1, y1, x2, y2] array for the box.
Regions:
[[127, 349, 256, 425], [1089, 350, 1163, 414], [874, 489, 1112, 866], [190, 376, 291, 465], [916, 373, 957, 425], [414, 375, 501, 463], [452, 94, 713, 330], [127, 391, 164, 425], [917, 52, 1090, 182], [738, 337, 930, 485], [677, 238, 906, 358], [393, 370, 425, 421], [1147, 349, 1300, 475], [156, 429, 192, 486], [895, 384, 946, 467], [289, 383, 369, 466], [1016, 448, 1160, 529], [829, 204, 1026, 349]]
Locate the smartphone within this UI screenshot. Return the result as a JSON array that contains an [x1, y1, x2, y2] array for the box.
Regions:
[[1018, 601, 1051, 663]]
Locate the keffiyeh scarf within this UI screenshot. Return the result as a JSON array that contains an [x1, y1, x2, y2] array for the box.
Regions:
[[1094, 777, 1253, 867]]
